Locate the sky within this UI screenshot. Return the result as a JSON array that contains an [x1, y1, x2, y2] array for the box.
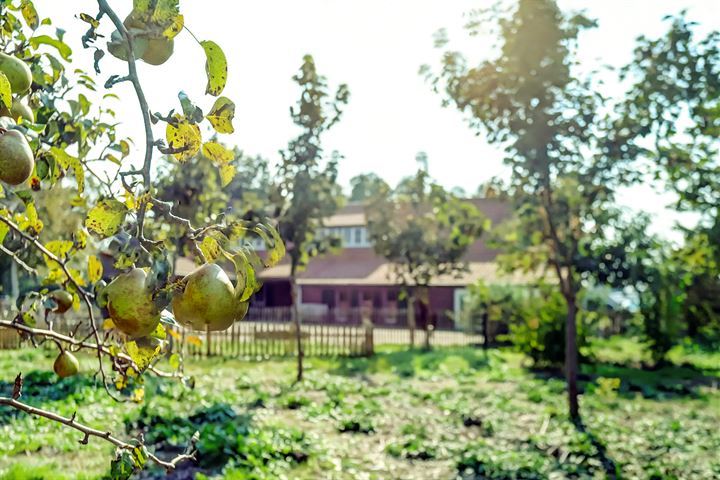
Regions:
[[35, 1, 720, 239]]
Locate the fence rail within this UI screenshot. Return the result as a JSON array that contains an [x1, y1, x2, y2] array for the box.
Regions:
[[0, 306, 483, 358]]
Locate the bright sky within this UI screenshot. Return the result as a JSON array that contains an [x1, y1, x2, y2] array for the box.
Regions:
[[36, 1, 720, 238]]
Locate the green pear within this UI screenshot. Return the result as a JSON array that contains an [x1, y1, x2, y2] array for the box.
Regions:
[[50, 289, 73, 313], [107, 29, 149, 62], [53, 351, 80, 378], [105, 268, 160, 338], [0, 52, 32, 94], [8, 99, 34, 123], [0, 129, 34, 185], [141, 37, 174, 65], [172, 263, 247, 331]]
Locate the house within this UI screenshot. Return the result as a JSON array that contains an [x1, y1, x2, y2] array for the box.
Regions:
[[232, 198, 521, 329]]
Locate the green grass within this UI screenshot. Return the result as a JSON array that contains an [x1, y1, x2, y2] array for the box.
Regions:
[[0, 340, 719, 479]]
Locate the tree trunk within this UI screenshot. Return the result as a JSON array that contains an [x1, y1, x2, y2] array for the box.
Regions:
[[290, 274, 303, 382], [565, 296, 579, 420], [406, 291, 416, 348], [482, 306, 489, 350]]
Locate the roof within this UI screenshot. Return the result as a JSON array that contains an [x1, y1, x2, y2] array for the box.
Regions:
[[174, 198, 517, 286]]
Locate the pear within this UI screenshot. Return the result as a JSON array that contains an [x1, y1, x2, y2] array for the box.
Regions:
[[9, 99, 33, 123], [172, 263, 247, 331], [0, 53, 32, 94], [0, 129, 34, 185], [50, 289, 73, 313], [140, 37, 174, 66], [104, 268, 160, 338], [53, 351, 80, 378], [107, 29, 148, 62]]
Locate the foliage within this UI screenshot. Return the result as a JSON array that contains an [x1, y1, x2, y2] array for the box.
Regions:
[[348, 172, 388, 203], [366, 169, 485, 312]]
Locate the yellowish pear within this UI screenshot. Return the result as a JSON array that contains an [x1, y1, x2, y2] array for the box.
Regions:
[[172, 263, 247, 331], [54, 351, 80, 378], [0, 52, 32, 94], [50, 290, 73, 314], [104, 268, 160, 338], [0, 129, 34, 185]]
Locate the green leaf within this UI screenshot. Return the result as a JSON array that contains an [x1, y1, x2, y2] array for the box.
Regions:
[[178, 91, 203, 123], [254, 223, 286, 267], [200, 40, 227, 96], [21, 1, 39, 30], [206, 96, 235, 133], [29, 35, 72, 60], [0, 72, 11, 109], [201, 141, 233, 165], [88, 255, 103, 283], [109, 450, 135, 480], [85, 199, 128, 238], [168, 353, 180, 370], [0, 221, 9, 245], [166, 114, 201, 162]]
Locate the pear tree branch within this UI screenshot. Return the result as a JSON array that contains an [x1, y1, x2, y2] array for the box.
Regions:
[[0, 392, 196, 472]]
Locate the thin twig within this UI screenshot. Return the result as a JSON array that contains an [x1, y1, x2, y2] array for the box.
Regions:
[[0, 244, 37, 276], [0, 320, 182, 380], [0, 395, 196, 471]]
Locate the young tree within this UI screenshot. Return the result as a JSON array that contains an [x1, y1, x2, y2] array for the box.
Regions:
[[273, 55, 349, 381], [427, 0, 647, 418], [366, 170, 485, 347], [348, 172, 388, 202], [0, 1, 282, 475]]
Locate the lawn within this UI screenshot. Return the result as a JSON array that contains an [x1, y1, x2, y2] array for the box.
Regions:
[[0, 341, 718, 479]]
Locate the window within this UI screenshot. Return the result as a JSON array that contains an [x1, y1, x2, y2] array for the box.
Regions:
[[343, 227, 352, 245], [321, 289, 335, 309], [350, 290, 359, 307], [354, 227, 362, 244]]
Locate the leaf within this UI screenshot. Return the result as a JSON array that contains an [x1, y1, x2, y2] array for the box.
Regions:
[[186, 335, 202, 346], [109, 450, 135, 480], [0, 222, 9, 245], [16, 203, 43, 234], [165, 114, 201, 162], [255, 223, 286, 267], [88, 255, 103, 283], [202, 141, 233, 165], [150, 323, 166, 340], [29, 35, 72, 60], [167, 328, 180, 341], [131, 387, 145, 403], [21, 1, 39, 30], [79, 13, 99, 28], [43, 240, 73, 266], [219, 164, 236, 187], [51, 147, 84, 194], [162, 14, 183, 39], [85, 199, 128, 238], [0, 72, 11, 109], [168, 353, 180, 369], [126, 340, 160, 372], [201, 40, 227, 96], [103, 318, 115, 330], [199, 236, 221, 262], [178, 91, 203, 123], [206, 96, 235, 134]]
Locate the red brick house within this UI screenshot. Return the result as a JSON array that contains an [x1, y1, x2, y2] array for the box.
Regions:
[[226, 198, 520, 329]]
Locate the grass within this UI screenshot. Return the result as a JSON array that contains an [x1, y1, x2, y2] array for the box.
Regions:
[[0, 340, 718, 479]]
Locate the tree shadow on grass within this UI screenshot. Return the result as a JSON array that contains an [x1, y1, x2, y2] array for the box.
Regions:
[[0, 370, 98, 424], [529, 362, 717, 400], [572, 416, 619, 480], [130, 402, 312, 479], [329, 347, 490, 378]]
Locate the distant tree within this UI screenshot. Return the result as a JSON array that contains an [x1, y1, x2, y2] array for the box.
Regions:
[[366, 170, 486, 347], [272, 55, 349, 381], [348, 173, 388, 202], [427, 0, 648, 418]]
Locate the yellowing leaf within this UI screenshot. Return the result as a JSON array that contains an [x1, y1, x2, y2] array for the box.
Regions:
[[44, 240, 73, 267], [206, 96, 235, 134], [103, 318, 116, 330], [21, 1, 39, 30], [165, 114, 201, 162], [126, 340, 160, 372], [202, 142, 233, 165], [0, 72, 11, 109], [131, 387, 145, 403], [88, 255, 103, 283], [85, 199, 128, 238], [186, 335, 203, 347], [167, 328, 181, 340], [201, 40, 227, 96], [124, 189, 137, 210], [79, 12, 99, 28], [0, 222, 9, 245], [219, 164, 236, 187], [162, 14, 183, 39], [168, 353, 180, 369], [199, 237, 220, 262], [16, 203, 43, 234], [51, 147, 84, 194]]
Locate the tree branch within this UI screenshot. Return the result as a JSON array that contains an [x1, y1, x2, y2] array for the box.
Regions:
[[0, 395, 196, 471]]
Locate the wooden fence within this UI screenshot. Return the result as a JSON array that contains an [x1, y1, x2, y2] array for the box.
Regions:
[[0, 306, 483, 359]]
